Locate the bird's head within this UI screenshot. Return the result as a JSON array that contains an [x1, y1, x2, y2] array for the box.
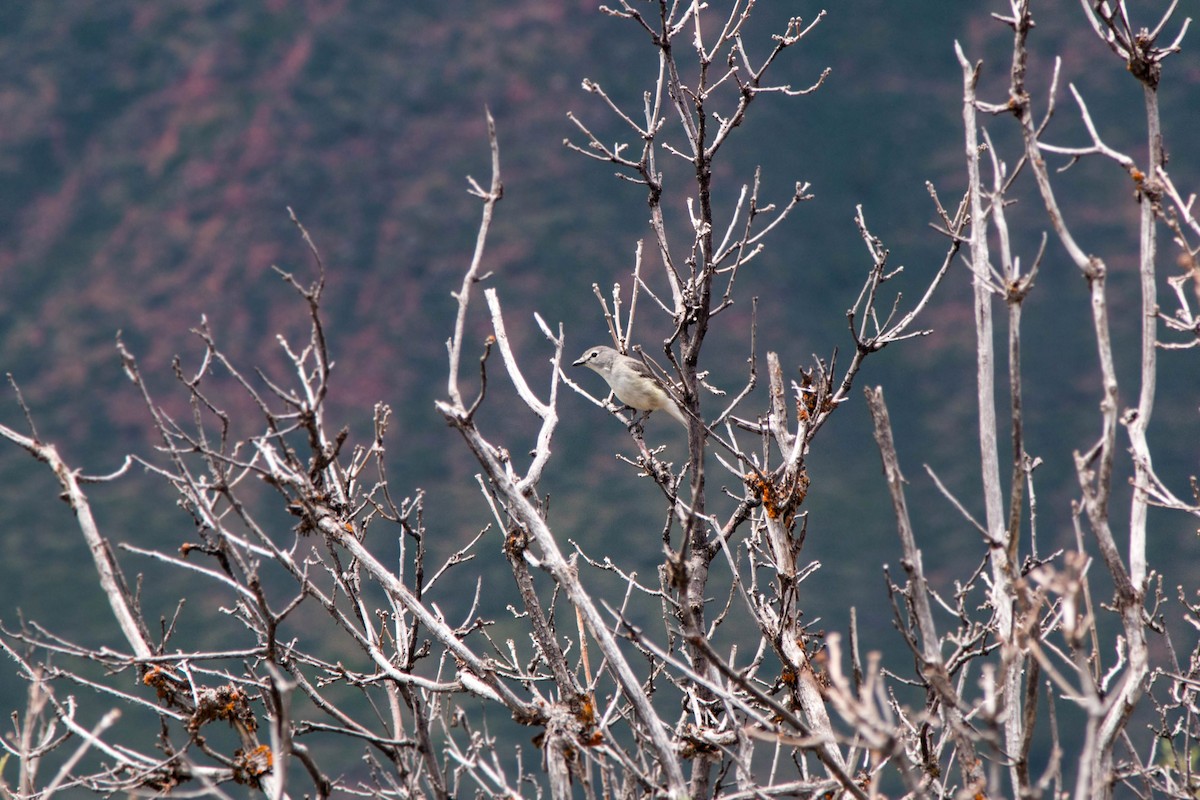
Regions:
[[572, 346, 618, 371]]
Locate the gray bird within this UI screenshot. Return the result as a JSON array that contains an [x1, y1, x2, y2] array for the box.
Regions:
[[573, 346, 688, 426]]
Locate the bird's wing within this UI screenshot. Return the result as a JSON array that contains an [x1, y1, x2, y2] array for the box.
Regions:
[[626, 356, 686, 396], [625, 357, 656, 379]]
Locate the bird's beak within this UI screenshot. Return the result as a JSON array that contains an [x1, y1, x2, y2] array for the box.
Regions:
[[571, 357, 586, 366]]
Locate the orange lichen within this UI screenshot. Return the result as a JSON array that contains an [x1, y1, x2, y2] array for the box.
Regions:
[[575, 694, 596, 726], [142, 667, 181, 704], [232, 744, 273, 787], [188, 683, 258, 733], [744, 468, 810, 527]]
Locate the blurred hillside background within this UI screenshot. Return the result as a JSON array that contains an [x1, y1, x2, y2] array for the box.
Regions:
[[0, 0, 1198, 774]]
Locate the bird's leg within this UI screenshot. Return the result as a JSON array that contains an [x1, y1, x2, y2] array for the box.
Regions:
[[624, 408, 651, 435]]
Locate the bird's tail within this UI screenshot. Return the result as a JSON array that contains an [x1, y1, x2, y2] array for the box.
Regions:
[[664, 398, 689, 427]]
